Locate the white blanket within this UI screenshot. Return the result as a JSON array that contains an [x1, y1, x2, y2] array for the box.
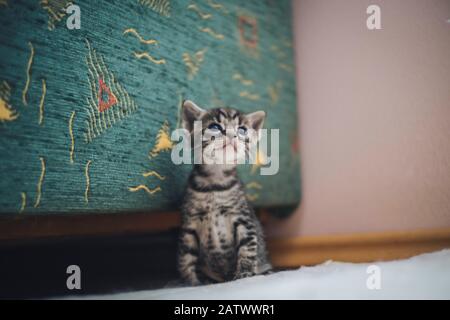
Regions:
[[68, 249, 450, 300]]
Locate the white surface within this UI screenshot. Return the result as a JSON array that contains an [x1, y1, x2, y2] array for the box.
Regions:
[[72, 250, 450, 300]]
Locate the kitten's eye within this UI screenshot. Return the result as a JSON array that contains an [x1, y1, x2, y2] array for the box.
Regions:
[[208, 123, 223, 132], [237, 126, 247, 137]]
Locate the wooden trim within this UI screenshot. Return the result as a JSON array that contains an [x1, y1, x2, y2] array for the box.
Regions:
[[1, 213, 449, 269], [268, 228, 450, 267], [0, 212, 181, 241], [0, 210, 269, 242]]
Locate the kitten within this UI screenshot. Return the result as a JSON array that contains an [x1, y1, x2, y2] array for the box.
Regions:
[[177, 100, 272, 285]]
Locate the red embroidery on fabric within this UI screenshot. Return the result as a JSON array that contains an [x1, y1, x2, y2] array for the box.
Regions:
[[98, 78, 117, 112], [238, 15, 258, 49]]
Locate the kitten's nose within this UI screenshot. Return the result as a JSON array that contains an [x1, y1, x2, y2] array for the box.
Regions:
[[225, 129, 237, 139]]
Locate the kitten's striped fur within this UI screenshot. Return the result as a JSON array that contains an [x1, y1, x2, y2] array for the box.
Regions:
[[178, 100, 272, 285]]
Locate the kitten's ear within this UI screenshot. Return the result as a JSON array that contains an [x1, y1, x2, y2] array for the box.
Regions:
[[246, 110, 266, 132], [182, 100, 206, 132]]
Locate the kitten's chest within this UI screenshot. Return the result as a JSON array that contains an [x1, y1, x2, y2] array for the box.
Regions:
[[198, 197, 235, 250]]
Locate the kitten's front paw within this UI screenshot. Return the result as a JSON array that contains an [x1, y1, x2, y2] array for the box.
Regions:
[[181, 275, 201, 287], [189, 278, 203, 286], [261, 269, 273, 275], [233, 271, 255, 280]]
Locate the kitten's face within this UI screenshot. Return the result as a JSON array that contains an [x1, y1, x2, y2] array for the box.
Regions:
[[182, 100, 265, 165]]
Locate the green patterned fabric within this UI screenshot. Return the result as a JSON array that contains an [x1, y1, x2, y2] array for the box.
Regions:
[[0, 0, 300, 215]]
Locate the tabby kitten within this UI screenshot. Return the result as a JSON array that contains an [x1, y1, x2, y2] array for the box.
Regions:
[[177, 100, 272, 286]]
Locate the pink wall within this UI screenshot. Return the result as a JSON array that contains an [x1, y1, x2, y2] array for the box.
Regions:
[[267, 0, 450, 237]]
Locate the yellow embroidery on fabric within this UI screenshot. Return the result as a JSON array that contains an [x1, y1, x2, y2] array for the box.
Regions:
[[0, 81, 18, 122], [86, 50, 103, 134], [123, 29, 165, 66], [22, 42, 34, 106], [128, 185, 162, 196], [139, 0, 170, 17], [182, 48, 207, 80], [246, 181, 262, 203], [271, 45, 287, 59], [232, 73, 253, 86], [233, 73, 260, 101], [123, 28, 158, 45], [85, 76, 99, 140], [279, 63, 294, 73], [142, 170, 166, 180], [267, 81, 283, 105], [198, 27, 224, 40], [251, 149, 267, 174], [106, 110, 112, 128], [0, 80, 10, 96], [0, 100, 19, 121], [69, 111, 75, 163], [85, 68, 99, 135], [206, 0, 227, 13], [239, 91, 260, 101], [38, 79, 46, 125], [133, 52, 166, 65], [149, 120, 173, 158], [187, 4, 212, 19], [40, 0, 73, 30], [34, 157, 46, 208], [84, 160, 92, 203], [246, 194, 259, 202], [19, 192, 26, 213], [246, 182, 262, 190]]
